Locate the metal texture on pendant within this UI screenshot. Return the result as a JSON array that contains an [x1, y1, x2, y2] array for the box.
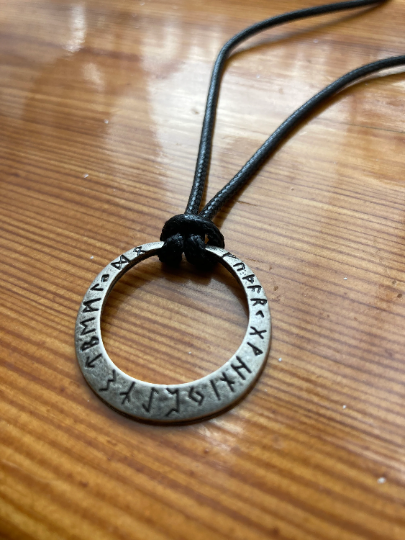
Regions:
[[75, 242, 271, 423]]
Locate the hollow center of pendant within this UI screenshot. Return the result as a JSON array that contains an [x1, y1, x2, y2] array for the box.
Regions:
[[101, 255, 248, 385]]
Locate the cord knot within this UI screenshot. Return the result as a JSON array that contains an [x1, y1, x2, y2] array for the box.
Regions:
[[159, 214, 225, 268]]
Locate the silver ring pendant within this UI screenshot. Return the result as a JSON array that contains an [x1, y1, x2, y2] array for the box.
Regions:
[[75, 242, 271, 423]]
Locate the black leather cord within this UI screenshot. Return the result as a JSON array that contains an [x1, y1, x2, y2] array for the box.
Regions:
[[184, 0, 389, 216], [159, 0, 404, 267], [200, 54, 405, 219]]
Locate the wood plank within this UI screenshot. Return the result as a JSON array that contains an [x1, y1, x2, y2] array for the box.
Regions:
[[1, 1, 405, 538]]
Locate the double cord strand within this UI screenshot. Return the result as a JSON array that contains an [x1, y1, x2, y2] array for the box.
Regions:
[[201, 55, 405, 219], [160, 0, 405, 266]]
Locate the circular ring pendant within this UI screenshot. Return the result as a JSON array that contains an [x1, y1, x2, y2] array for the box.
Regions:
[[75, 242, 271, 423]]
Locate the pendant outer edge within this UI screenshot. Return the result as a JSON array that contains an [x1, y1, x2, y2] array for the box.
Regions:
[[75, 242, 271, 423]]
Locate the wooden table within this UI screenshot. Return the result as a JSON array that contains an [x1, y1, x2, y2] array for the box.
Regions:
[[1, 1, 404, 538]]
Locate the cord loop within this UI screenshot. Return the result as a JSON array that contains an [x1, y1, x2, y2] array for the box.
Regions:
[[159, 214, 225, 268]]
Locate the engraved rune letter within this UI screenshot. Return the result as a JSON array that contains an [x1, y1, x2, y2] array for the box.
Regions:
[[247, 342, 263, 356], [248, 285, 262, 293], [165, 388, 180, 416], [220, 372, 236, 392], [243, 274, 256, 284], [111, 254, 130, 270], [80, 336, 99, 352], [120, 382, 135, 405], [85, 353, 102, 369], [222, 252, 237, 260], [133, 246, 146, 256], [142, 387, 158, 413], [251, 298, 267, 306], [90, 282, 104, 292], [79, 317, 96, 336], [233, 262, 245, 272], [249, 326, 267, 340], [188, 386, 204, 406], [210, 380, 221, 401], [231, 357, 252, 380], [256, 310, 264, 318], [99, 370, 116, 392], [82, 298, 101, 313]]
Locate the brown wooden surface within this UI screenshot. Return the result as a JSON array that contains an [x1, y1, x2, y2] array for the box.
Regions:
[[1, 1, 405, 538]]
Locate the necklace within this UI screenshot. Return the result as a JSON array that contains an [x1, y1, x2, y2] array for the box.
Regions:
[[75, 0, 404, 423]]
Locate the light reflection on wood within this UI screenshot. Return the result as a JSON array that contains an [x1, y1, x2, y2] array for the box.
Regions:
[[0, 1, 404, 539]]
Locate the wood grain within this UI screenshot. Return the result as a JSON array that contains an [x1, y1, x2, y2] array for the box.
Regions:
[[1, 0, 405, 538]]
